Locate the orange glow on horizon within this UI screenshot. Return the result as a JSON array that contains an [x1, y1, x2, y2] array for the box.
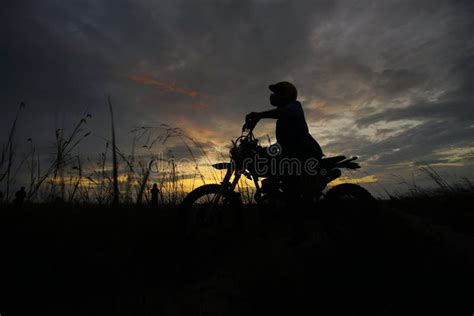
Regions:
[[329, 175, 378, 186]]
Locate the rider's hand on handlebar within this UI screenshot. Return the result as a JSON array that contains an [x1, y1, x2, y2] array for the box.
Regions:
[[243, 112, 261, 131], [246, 112, 261, 122]]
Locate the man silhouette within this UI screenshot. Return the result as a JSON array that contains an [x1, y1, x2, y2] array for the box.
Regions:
[[150, 183, 160, 208], [245, 82, 324, 244], [245, 82, 323, 180], [13, 187, 26, 208], [246, 81, 323, 161]]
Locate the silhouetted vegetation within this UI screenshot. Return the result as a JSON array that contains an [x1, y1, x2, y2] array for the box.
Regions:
[[1, 102, 473, 315], [1, 186, 473, 315], [0, 101, 225, 206]]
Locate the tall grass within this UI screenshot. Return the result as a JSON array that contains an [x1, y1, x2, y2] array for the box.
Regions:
[[4, 101, 471, 206], [0, 100, 226, 206], [108, 96, 120, 206], [0, 102, 25, 200], [32, 114, 91, 202], [389, 163, 474, 201]]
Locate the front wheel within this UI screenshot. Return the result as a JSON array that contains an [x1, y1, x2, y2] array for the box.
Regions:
[[179, 184, 242, 238]]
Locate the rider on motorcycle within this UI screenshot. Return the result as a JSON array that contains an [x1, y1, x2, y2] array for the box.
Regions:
[[245, 81, 325, 197], [245, 81, 323, 163]]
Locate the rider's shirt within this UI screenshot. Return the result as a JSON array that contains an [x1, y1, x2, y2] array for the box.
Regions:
[[276, 101, 323, 158]]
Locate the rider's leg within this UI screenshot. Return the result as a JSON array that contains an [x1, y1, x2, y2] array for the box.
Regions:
[[283, 175, 309, 245]]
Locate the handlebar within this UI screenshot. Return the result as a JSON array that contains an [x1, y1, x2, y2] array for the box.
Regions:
[[242, 117, 258, 133], [238, 119, 257, 144]]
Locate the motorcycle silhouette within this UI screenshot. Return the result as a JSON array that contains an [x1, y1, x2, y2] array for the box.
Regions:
[[179, 117, 375, 237]]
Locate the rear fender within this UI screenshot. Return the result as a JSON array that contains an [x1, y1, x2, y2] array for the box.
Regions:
[[334, 157, 360, 169]]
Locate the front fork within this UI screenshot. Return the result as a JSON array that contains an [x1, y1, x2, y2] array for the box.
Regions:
[[210, 164, 243, 206], [211, 160, 263, 207]]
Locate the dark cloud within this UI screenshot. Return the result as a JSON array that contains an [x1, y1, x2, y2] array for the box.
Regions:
[[2, 0, 474, 192]]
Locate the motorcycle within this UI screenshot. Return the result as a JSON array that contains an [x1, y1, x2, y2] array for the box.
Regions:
[[179, 117, 375, 237]]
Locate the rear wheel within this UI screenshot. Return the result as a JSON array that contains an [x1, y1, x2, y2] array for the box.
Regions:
[[179, 184, 242, 238], [325, 183, 374, 202], [322, 183, 377, 241]]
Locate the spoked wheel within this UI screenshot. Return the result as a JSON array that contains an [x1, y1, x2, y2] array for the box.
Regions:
[[179, 184, 242, 239], [321, 183, 377, 242]]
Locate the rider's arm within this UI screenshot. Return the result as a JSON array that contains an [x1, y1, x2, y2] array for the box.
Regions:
[[257, 107, 293, 119], [245, 106, 295, 129], [256, 109, 280, 119]]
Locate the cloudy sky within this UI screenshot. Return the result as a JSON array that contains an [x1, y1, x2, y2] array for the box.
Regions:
[[2, 0, 474, 195]]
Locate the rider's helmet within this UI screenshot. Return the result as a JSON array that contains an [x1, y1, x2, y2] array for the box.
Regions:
[[268, 81, 298, 102]]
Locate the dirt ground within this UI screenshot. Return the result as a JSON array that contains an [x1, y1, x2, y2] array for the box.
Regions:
[[1, 198, 473, 315]]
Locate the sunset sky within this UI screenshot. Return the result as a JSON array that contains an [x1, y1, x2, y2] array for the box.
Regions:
[[2, 0, 474, 196]]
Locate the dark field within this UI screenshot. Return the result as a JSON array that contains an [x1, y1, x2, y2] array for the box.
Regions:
[[1, 194, 474, 315]]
